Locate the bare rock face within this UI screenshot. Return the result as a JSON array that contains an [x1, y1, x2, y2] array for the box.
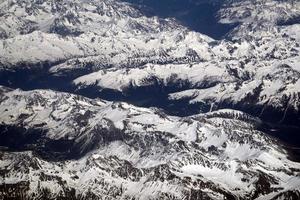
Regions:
[[0, 0, 300, 199]]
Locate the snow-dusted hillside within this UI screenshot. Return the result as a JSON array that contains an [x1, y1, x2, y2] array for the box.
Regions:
[[0, 86, 300, 199], [218, 0, 300, 38]]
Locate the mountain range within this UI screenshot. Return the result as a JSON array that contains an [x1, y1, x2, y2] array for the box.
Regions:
[[0, 0, 299, 199]]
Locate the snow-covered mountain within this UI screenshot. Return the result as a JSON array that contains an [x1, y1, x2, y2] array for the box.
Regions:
[[0, 0, 211, 67], [0, 86, 300, 199], [0, 0, 299, 122], [0, 0, 300, 199]]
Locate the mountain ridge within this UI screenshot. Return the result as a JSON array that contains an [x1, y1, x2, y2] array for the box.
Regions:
[[0, 86, 300, 199]]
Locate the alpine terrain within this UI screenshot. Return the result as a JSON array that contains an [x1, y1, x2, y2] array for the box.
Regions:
[[0, 0, 300, 199]]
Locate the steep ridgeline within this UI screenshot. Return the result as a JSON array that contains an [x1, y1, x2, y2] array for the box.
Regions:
[[0, 0, 299, 125], [0, 86, 300, 199]]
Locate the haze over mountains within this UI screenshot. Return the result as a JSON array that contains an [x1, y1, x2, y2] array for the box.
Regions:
[[0, 0, 300, 199]]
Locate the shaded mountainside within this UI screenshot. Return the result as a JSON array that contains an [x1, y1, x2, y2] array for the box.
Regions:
[[122, 0, 238, 39]]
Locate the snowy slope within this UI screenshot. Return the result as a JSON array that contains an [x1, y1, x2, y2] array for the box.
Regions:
[[0, 86, 300, 199], [0, 0, 212, 67]]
